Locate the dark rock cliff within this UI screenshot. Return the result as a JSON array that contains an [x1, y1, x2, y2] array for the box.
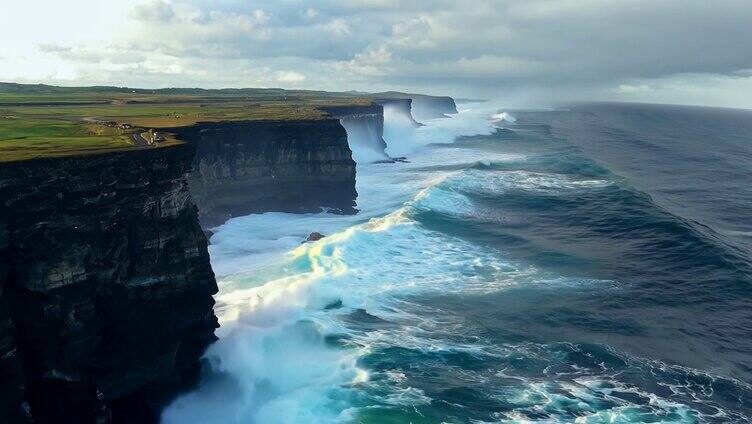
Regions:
[[173, 119, 358, 228], [0, 265, 26, 424], [0, 144, 218, 423]]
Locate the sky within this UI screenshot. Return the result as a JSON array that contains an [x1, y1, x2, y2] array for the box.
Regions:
[[1, 0, 752, 108]]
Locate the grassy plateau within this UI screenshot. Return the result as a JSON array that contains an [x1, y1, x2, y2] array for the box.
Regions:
[[0, 82, 373, 162]]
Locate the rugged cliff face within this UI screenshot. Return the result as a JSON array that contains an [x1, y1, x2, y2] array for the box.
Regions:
[[0, 144, 218, 423], [0, 270, 26, 424], [175, 119, 358, 228]]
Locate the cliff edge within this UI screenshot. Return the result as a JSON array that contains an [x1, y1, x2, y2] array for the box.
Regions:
[[0, 144, 218, 423], [372, 92, 458, 120], [174, 119, 358, 228]]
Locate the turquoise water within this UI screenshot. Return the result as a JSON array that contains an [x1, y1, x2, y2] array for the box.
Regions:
[[163, 103, 752, 423]]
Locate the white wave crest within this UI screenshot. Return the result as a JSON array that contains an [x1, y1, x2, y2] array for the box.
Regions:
[[489, 111, 517, 124]]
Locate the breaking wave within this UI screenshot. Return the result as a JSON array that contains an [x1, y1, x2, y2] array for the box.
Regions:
[[489, 112, 517, 124]]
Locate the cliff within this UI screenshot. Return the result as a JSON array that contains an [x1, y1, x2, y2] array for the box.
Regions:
[[321, 104, 390, 163], [173, 119, 358, 228], [410, 95, 458, 120], [0, 83, 451, 422], [0, 115, 362, 421], [374, 98, 423, 127], [0, 144, 218, 423], [373, 92, 458, 120], [0, 267, 26, 424]]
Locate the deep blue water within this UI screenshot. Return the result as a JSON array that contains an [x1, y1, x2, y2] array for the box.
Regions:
[[165, 103, 752, 423]]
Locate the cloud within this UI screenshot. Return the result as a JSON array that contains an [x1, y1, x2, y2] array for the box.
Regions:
[[275, 71, 306, 83], [323, 19, 351, 36], [37, 43, 74, 54], [131, 0, 175, 22], [390, 16, 434, 48], [3, 0, 752, 107], [617, 84, 652, 94]]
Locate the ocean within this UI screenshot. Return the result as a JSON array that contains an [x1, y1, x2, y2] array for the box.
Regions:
[[162, 102, 752, 423]]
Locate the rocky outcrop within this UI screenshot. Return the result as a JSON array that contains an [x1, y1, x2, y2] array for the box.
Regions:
[[303, 232, 325, 243], [0, 144, 218, 423], [173, 119, 358, 228]]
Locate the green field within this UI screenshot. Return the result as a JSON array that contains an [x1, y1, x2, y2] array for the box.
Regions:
[[0, 116, 140, 162], [0, 82, 373, 162]]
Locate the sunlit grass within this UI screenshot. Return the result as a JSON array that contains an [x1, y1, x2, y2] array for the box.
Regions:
[[0, 87, 373, 162], [0, 117, 136, 162]]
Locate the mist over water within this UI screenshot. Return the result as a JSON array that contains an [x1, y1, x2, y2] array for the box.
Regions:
[[338, 114, 389, 163], [382, 103, 419, 157], [163, 103, 752, 423]]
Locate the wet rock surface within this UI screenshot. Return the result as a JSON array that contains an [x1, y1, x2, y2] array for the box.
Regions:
[[303, 232, 326, 242]]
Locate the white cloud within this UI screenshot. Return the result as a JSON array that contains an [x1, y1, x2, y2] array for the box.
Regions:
[[324, 19, 351, 36], [618, 84, 652, 94], [275, 71, 306, 84], [391, 16, 434, 48]]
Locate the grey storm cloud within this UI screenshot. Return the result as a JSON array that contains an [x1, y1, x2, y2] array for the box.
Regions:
[[26, 0, 752, 105]]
